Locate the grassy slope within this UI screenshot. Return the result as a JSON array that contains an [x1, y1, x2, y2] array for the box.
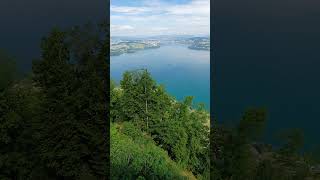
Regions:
[[110, 122, 197, 180]]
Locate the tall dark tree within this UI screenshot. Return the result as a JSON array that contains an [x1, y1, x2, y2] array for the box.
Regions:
[[119, 69, 172, 132], [32, 22, 108, 179]]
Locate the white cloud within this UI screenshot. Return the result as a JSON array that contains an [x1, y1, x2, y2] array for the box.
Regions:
[[166, 0, 210, 16], [111, 25, 134, 31], [111, 6, 152, 15], [111, 0, 210, 36]]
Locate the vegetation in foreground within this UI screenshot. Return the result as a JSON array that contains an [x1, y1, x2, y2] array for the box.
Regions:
[[110, 70, 210, 179], [0, 22, 108, 179], [211, 109, 320, 180]]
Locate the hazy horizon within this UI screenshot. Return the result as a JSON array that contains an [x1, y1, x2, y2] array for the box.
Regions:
[[111, 34, 210, 39]]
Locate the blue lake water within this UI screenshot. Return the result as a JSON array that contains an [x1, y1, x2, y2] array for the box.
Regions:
[[111, 45, 210, 110]]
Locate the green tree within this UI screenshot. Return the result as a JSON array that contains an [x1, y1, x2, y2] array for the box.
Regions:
[[0, 76, 43, 179], [119, 69, 172, 133], [32, 23, 108, 179], [0, 50, 17, 91], [112, 70, 210, 178], [110, 80, 122, 122], [211, 108, 267, 180]]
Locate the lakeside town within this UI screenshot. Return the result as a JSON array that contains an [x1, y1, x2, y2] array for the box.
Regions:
[[111, 36, 210, 56], [111, 40, 161, 56]]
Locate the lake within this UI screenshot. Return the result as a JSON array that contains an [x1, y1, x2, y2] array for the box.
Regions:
[[111, 44, 210, 110]]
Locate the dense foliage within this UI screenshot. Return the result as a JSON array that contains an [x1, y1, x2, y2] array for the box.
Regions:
[[211, 109, 320, 180], [110, 70, 210, 179], [0, 22, 108, 179], [111, 122, 185, 180]]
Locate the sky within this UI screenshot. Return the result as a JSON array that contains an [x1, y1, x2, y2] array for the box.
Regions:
[[111, 0, 210, 36], [0, 0, 107, 71]]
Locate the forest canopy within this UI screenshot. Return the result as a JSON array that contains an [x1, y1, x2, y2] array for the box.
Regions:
[[110, 69, 210, 180]]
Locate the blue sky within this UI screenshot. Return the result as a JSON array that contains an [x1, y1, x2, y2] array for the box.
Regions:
[[111, 0, 210, 36]]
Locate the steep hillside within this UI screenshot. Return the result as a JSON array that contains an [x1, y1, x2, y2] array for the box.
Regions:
[[111, 122, 196, 180], [110, 70, 210, 179]]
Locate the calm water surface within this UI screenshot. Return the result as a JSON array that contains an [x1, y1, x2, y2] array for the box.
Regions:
[[111, 45, 210, 109]]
